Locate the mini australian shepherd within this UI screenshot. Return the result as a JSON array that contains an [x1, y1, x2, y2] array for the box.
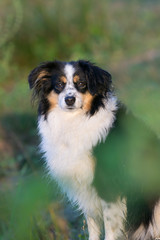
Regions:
[[28, 60, 160, 240]]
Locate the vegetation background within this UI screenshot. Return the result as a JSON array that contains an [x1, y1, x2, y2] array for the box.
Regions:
[[0, 0, 160, 239]]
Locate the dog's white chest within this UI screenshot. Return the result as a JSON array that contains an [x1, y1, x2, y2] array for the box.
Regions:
[[38, 99, 116, 186]]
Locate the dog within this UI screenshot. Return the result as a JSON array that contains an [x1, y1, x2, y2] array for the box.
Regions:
[[28, 60, 160, 240]]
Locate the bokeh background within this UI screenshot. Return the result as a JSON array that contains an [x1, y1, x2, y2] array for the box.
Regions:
[[0, 0, 160, 239]]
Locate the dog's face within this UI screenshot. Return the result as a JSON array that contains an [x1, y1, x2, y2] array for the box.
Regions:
[[52, 63, 88, 111], [28, 60, 112, 118]]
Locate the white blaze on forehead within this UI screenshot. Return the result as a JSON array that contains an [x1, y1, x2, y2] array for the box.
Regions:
[[64, 64, 75, 84]]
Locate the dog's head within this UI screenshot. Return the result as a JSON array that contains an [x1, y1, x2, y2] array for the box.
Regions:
[[28, 60, 112, 118]]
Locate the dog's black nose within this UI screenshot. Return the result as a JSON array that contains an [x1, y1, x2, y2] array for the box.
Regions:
[[65, 96, 76, 106]]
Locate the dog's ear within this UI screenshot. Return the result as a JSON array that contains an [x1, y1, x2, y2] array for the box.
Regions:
[[78, 60, 112, 95], [28, 61, 60, 99], [28, 61, 58, 89]]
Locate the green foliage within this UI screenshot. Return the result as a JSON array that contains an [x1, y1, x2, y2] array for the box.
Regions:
[[0, 174, 60, 240], [10, 175, 55, 240], [94, 108, 160, 201]]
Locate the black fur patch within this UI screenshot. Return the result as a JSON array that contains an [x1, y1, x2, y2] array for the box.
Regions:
[[126, 194, 158, 237], [28, 61, 65, 117], [89, 95, 105, 116], [78, 60, 112, 96], [28, 61, 64, 90], [38, 97, 50, 119]]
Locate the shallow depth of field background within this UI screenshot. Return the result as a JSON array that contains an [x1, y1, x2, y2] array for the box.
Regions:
[[0, 0, 160, 239]]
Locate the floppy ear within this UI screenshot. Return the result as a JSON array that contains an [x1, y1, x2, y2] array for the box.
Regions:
[[78, 60, 112, 95], [28, 61, 57, 89], [28, 61, 60, 99]]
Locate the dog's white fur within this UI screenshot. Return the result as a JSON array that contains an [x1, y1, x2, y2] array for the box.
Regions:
[[29, 62, 160, 240], [38, 64, 126, 239]]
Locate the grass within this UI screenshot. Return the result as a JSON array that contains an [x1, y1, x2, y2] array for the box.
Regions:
[[0, 0, 160, 239]]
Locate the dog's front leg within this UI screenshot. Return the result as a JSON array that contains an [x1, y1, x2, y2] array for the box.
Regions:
[[86, 215, 104, 240], [101, 198, 126, 240], [75, 185, 103, 240]]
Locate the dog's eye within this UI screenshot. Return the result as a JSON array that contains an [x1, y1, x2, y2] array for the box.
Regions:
[[55, 81, 65, 92], [57, 82, 63, 88], [77, 81, 86, 88]]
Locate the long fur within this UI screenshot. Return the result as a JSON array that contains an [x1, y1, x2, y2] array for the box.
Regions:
[[28, 60, 160, 240]]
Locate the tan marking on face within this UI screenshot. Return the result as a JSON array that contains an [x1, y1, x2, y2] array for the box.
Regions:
[[37, 71, 50, 80], [73, 75, 80, 83], [47, 92, 58, 111], [60, 76, 67, 83], [82, 92, 94, 112], [35, 71, 51, 88], [33, 71, 51, 91]]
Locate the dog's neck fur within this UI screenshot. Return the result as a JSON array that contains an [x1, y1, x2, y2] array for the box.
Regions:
[[38, 96, 117, 182]]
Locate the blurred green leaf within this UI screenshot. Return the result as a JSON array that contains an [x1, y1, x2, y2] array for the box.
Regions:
[[7, 173, 56, 240]]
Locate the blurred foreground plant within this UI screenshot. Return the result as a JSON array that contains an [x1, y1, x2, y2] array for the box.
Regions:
[[0, 173, 62, 240]]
